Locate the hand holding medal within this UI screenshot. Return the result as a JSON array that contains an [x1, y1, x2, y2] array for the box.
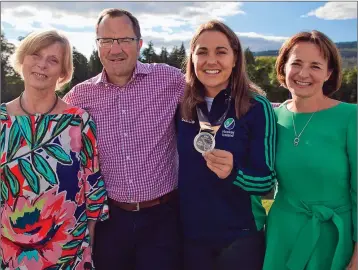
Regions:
[[193, 96, 232, 154], [194, 95, 234, 179], [203, 149, 233, 179]]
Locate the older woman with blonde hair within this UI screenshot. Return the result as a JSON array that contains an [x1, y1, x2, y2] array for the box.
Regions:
[[0, 29, 109, 270]]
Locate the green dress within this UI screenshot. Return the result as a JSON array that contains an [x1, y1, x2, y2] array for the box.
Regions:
[[263, 101, 357, 270]]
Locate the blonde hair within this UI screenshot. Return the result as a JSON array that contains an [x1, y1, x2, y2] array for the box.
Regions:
[[11, 29, 73, 89]]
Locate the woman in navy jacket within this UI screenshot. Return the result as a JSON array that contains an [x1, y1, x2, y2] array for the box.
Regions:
[[177, 20, 277, 270]]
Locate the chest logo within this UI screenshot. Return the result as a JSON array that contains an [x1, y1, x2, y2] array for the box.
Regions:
[[224, 118, 235, 130]]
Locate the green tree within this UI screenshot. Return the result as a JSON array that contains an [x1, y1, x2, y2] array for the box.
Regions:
[[168, 46, 180, 68], [177, 42, 187, 71], [249, 56, 274, 88], [344, 67, 357, 103], [72, 48, 88, 86], [245, 48, 256, 81], [244, 47, 255, 66], [1, 34, 23, 102], [1, 34, 15, 86], [59, 47, 88, 96], [333, 67, 357, 103], [141, 41, 158, 63], [248, 56, 288, 102], [158, 47, 169, 63], [88, 49, 103, 77]]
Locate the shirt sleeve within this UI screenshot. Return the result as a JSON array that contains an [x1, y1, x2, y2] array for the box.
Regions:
[[62, 90, 71, 103], [80, 111, 109, 221], [347, 108, 357, 242], [63, 87, 80, 107], [230, 95, 277, 195], [175, 71, 186, 102]]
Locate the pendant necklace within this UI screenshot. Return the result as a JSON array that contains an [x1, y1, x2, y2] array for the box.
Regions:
[[291, 111, 316, 146]]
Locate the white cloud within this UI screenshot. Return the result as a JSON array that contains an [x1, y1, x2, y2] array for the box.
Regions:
[[0, 2, 292, 58], [2, 6, 49, 32], [8, 39, 20, 47], [7, 31, 97, 60], [236, 32, 288, 42], [181, 2, 245, 27], [1, 2, 244, 31], [1, 5, 95, 33], [138, 14, 187, 31], [1, 2, 247, 59], [142, 29, 193, 42], [302, 2, 357, 20], [63, 31, 97, 59]]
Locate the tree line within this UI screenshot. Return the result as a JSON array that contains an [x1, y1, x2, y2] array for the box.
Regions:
[[254, 41, 357, 60], [1, 33, 356, 104]]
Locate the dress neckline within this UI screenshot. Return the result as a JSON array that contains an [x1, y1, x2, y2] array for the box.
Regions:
[[0, 103, 82, 118], [281, 100, 343, 115]]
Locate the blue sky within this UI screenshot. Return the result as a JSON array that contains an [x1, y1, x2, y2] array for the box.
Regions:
[[227, 2, 356, 41], [1, 2, 357, 59]]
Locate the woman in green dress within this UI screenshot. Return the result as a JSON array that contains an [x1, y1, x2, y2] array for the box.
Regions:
[[263, 30, 357, 270]]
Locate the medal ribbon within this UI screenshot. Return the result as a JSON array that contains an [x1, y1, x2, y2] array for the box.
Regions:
[[196, 96, 232, 138]]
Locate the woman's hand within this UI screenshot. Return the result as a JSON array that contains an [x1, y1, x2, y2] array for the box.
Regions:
[[346, 243, 357, 270], [203, 149, 233, 179]]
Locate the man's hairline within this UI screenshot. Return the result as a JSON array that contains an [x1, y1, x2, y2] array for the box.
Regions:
[[96, 13, 136, 37]]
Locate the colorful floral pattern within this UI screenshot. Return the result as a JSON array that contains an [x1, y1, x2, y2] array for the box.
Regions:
[[0, 104, 109, 270]]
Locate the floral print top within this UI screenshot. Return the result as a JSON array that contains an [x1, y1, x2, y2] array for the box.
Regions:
[[0, 104, 109, 270]]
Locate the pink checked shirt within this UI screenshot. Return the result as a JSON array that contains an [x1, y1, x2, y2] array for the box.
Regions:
[[63, 61, 185, 203]]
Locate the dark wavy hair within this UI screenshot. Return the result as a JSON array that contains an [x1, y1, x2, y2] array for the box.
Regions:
[[181, 20, 264, 120]]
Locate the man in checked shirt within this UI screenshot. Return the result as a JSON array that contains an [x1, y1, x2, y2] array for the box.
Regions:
[[64, 8, 185, 270]]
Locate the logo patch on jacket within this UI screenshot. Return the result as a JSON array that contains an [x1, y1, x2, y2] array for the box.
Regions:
[[224, 118, 235, 130], [222, 118, 235, 137]]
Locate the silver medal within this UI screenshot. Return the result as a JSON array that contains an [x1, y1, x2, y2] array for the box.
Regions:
[[193, 132, 215, 153]]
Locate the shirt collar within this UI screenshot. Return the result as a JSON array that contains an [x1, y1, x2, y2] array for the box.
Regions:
[[94, 61, 151, 86]]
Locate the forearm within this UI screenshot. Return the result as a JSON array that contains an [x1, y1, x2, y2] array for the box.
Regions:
[[232, 96, 277, 195]]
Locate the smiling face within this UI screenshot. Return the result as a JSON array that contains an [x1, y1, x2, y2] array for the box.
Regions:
[[97, 15, 143, 85], [21, 42, 64, 92], [192, 30, 236, 97], [284, 42, 332, 99]]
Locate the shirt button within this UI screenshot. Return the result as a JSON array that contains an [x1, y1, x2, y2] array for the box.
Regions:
[[126, 156, 130, 160]]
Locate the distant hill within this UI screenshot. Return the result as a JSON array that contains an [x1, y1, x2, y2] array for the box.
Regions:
[[253, 41, 357, 58]]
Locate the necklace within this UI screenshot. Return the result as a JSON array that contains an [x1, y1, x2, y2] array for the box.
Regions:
[[19, 92, 59, 116], [291, 112, 316, 146]]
